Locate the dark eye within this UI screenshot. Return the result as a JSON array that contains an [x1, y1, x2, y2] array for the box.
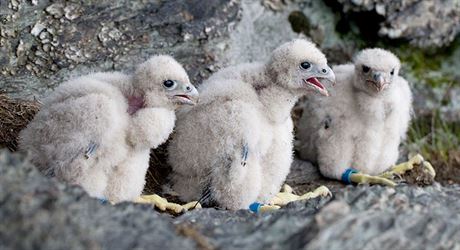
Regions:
[[390, 69, 395, 75], [163, 80, 175, 89], [362, 65, 370, 73], [300, 61, 311, 70]]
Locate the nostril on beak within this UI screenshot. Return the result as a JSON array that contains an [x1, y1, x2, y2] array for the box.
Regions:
[[322, 68, 328, 74], [186, 86, 191, 91]]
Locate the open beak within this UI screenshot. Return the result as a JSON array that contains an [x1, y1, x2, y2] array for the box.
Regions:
[[173, 84, 199, 105], [303, 65, 335, 97], [303, 78, 329, 96]]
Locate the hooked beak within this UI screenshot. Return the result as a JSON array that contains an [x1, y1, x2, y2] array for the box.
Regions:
[[303, 65, 335, 97], [173, 83, 199, 105], [368, 72, 387, 92]]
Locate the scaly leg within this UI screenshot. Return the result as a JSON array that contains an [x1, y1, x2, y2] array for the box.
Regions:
[[345, 154, 436, 186], [271, 184, 332, 206], [134, 194, 201, 214], [340, 167, 396, 186], [249, 184, 332, 213], [349, 173, 396, 186]]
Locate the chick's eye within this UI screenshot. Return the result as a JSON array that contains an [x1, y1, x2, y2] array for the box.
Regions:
[[163, 80, 175, 89], [362, 65, 370, 73], [300, 61, 311, 70], [390, 69, 395, 75]]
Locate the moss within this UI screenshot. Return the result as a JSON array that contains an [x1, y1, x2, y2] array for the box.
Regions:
[[288, 11, 311, 35], [392, 43, 458, 88]]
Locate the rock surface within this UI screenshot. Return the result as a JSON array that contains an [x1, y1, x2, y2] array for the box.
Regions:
[[2, 150, 460, 249], [1, 0, 459, 119], [0, 150, 196, 250], [0, 0, 240, 98], [1, 1, 460, 249], [334, 0, 460, 48], [178, 184, 460, 250]]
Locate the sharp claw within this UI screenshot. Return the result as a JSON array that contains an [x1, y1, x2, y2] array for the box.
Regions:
[[315, 185, 332, 197], [299, 185, 332, 199]]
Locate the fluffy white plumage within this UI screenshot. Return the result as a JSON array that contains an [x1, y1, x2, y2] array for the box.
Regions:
[[19, 55, 198, 203], [168, 39, 335, 210], [296, 48, 412, 180]]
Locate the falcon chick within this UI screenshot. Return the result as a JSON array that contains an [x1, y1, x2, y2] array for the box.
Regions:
[[168, 39, 335, 210], [296, 48, 429, 186], [19, 55, 198, 203]]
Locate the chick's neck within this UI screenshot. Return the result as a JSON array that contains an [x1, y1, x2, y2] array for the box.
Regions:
[[252, 68, 299, 124]]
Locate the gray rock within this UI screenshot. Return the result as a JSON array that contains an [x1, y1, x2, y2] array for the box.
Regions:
[[0, 150, 198, 250], [286, 158, 347, 194], [1, 1, 460, 249], [3, 149, 460, 250], [1, 0, 459, 122], [334, 0, 460, 48], [224, 0, 348, 65], [225, 0, 460, 121], [0, 0, 240, 99], [176, 183, 460, 250]]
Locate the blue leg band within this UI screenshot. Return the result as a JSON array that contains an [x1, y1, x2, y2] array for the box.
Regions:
[[98, 198, 108, 204], [341, 168, 359, 184], [249, 202, 262, 213]]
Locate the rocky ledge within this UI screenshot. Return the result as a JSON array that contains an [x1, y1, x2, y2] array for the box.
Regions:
[[2, 150, 460, 250], [1, 1, 460, 249]]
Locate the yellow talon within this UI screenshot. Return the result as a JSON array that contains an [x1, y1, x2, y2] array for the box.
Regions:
[[134, 194, 201, 214], [422, 160, 436, 178], [298, 186, 332, 200], [270, 184, 332, 206], [379, 154, 436, 180], [348, 154, 436, 186], [259, 204, 281, 212], [350, 172, 396, 186]]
